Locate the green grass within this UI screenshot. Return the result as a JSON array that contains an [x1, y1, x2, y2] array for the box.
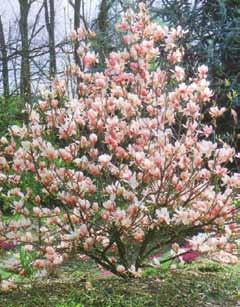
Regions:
[[0, 260, 239, 307]]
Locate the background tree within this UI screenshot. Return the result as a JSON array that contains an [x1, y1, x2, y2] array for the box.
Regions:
[[95, 0, 114, 65], [44, 0, 57, 80], [19, 0, 32, 101], [69, 0, 82, 67], [0, 16, 10, 98]]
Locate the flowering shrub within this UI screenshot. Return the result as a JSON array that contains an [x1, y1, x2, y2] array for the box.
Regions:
[[0, 3, 239, 289]]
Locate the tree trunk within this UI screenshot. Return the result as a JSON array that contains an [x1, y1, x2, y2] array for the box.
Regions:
[[0, 16, 9, 98], [44, 0, 57, 81], [97, 0, 111, 64], [98, 0, 109, 33], [74, 0, 81, 68], [19, 0, 31, 102]]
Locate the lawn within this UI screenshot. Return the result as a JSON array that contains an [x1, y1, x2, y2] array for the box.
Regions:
[[0, 259, 239, 307]]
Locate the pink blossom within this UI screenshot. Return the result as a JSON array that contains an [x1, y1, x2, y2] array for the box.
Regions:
[[198, 65, 208, 79], [1, 280, 17, 292], [79, 224, 89, 237], [174, 66, 185, 81], [33, 259, 46, 269], [212, 251, 238, 264], [59, 149, 73, 162], [134, 229, 144, 242], [84, 52, 97, 68], [77, 27, 86, 40], [202, 125, 213, 137], [210, 106, 226, 118]]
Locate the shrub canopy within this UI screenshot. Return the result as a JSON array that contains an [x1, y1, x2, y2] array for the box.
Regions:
[[0, 3, 239, 291]]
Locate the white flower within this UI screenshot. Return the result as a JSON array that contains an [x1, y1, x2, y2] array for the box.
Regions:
[[98, 154, 112, 165], [128, 173, 139, 189], [156, 208, 170, 224]]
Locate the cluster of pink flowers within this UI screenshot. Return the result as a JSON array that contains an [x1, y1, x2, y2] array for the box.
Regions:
[[0, 3, 239, 289]]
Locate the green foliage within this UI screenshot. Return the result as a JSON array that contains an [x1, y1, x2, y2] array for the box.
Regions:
[[19, 247, 38, 277], [0, 268, 12, 280], [0, 96, 25, 137], [0, 193, 14, 214], [142, 267, 161, 278]]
